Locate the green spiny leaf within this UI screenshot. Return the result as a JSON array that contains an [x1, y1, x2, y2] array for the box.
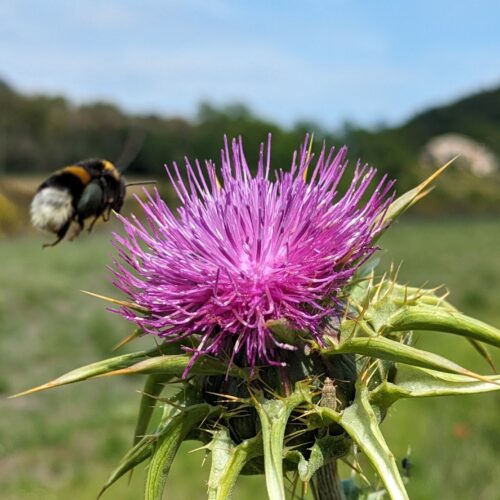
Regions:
[[100, 354, 249, 380], [100, 386, 190, 497], [370, 364, 500, 408], [208, 428, 263, 500], [376, 157, 456, 233], [253, 384, 308, 500], [133, 374, 171, 446], [293, 435, 351, 483], [324, 336, 496, 384], [10, 343, 170, 398], [145, 403, 221, 500], [208, 428, 236, 500], [315, 384, 408, 500], [255, 398, 288, 500], [98, 435, 155, 499], [467, 338, 497, 372], [386, 306, 500, 348], [347, 277, 453, 334]]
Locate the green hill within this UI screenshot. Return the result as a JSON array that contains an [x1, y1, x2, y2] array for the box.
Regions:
[[401, 86, 500, 156]]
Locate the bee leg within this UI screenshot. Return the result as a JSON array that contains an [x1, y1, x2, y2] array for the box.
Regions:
[[102, 206, 112, 222], [42, 220, 71, 248], [43, 236, 65, 248], [87, 213, 102, 233], [69, 218, 84, 241]]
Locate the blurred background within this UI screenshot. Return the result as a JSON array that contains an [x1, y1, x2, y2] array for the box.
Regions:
[[1, 1, 499, 499]]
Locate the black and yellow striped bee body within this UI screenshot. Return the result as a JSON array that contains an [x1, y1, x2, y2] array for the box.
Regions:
[[31, 159, 125, 247]]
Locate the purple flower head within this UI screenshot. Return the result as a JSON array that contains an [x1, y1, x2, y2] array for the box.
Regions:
[[112, 136, 394, 371]]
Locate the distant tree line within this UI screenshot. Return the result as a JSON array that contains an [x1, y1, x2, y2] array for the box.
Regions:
[[1, 78, 499, 213], [0, 79, 337, 177]]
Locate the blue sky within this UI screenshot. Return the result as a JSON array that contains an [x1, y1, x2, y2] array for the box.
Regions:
[[1, 1, 499, 129]]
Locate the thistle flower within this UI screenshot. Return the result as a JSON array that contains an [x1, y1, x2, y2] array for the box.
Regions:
[[112, 136, 394, 369]]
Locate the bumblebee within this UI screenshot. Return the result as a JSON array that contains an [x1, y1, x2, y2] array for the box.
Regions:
[[30, 159, 126, 247]]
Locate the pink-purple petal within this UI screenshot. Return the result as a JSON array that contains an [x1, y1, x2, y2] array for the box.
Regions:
[[112, 136, 394, 371]]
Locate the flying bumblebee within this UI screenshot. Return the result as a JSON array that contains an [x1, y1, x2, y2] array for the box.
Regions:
[[30, 129, 152, 247], [30, 158, 126, 247]]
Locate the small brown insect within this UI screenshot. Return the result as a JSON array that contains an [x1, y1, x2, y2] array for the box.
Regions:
[[319, 377, 338, 411]]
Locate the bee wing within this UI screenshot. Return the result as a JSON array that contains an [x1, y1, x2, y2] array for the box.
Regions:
[[115, 126, 146, 173]]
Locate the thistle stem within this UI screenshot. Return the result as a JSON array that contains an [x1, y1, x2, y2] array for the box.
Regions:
[[311, 461, 345, 500]]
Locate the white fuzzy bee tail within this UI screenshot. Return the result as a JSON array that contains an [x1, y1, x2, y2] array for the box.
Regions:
[[30, 187, 73, 233]]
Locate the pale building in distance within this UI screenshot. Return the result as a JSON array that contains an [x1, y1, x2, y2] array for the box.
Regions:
[[422, 133, 498, 177]]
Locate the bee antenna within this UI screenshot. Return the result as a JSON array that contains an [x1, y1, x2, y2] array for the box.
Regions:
[[125, 180, 157, 187]]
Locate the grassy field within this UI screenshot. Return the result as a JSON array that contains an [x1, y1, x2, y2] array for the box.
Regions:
[[1, 218, 499, 500]]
